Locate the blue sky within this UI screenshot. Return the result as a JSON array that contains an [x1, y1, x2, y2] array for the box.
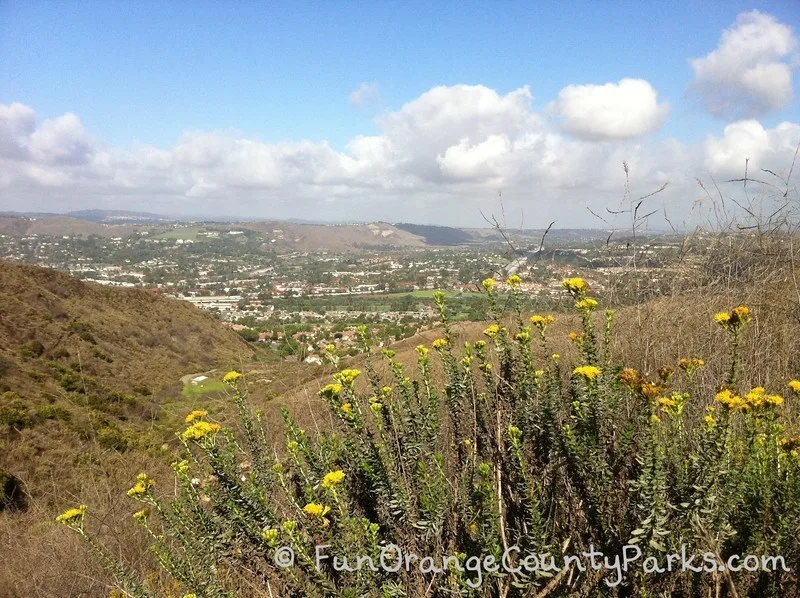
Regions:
[[1, 1, 799, 226]]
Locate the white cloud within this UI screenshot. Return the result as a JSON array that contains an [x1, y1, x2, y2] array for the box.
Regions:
[[704, 119, 800, 177], [552, 79, 670, 140], [348, 82, 381, 107], [690, 10, 798, 119], [0, 88, 797, 227]]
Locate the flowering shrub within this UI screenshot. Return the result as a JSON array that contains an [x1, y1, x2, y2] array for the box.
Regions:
[[58, 279, 800, 596]]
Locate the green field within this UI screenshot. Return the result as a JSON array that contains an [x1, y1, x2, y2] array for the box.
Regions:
[[180, 378, 227, 398], [154, 227, 204, 241]]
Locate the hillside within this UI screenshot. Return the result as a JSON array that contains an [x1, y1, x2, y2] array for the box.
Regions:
[[0, 261, 252, 498]]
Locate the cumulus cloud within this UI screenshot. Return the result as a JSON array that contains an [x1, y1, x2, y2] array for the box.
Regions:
[[348, 82, 381, 107], [690, 10, 798, 119], [704, 119, 800, 177], [0, 87, 797, 227], [552, 79, 670, 140]]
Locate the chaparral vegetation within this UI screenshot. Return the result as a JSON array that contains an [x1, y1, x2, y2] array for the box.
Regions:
[[57, 276, 800, 597]]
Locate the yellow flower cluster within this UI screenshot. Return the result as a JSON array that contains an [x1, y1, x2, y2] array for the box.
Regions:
[[319, 383, 342, 398], [56, 504, 87, 526], [482, 278, 497, 292], [716, 387, 783, 411], [432, 338, 448, 350], [133, 508, 150, 523], [506, 274, 522, 287], [321, 470, 345, 488], [184, 410, 208, 423], [641, 383, 665, 399], [514, 330, 531, 343], [562, 277, 589, 296], [714, 305, 752, 330], [262, 527, 279, 544], [223, 370, 242, 384], [744, 387, 783, 408], [340, 402, 352, 414], [335, 369, 361, 385], [788, 380, 800, 394], [678, 357, 705, 373], [303, 502, 331, 518], [127, 473, 155, 498], [181, 420, 221, 442], [483, 324, 501, 338], [529, 314, 554, 330], [415, 345, 429, 356], [572, 365, 601, 381], [575, 298, 599, 312]]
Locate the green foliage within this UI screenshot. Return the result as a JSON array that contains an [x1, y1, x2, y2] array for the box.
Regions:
[[60, 279, 800, 597]]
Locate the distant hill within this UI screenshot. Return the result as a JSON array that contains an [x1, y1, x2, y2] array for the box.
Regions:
[[393, 222, 475, 245]]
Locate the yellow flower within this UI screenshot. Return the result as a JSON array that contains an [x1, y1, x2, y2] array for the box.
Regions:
[[552, 353, 560, 363], [732, 305, 751, 324], [529, 314, 554, 330], [185, 410, 208, 423], [321, 470, 345, 488], [650, 414, 662, 424], [715, 306, 752, 330], [562, 277, 589, 296], [788, 380, 800, 394], [303, 502, 331, 518], [133, 508, 150, 523], [482, 278, 497, 292], [506, 274, 522, 287], [127, 473, 155, 498], [483, 324, 500, 338], [641, 383, 665, 399], [262, 527, 279, 544], [56, 504, 87, 526], [319, 383, 343, 398], [325, 344, 336, 353], [572, 365, 601, 381], [415, 345, 429, 356], [716, 389, 748, 411], [569, 331, 584, 343], [468, 522, 478, 534], [181, 421, 221, 442], [657, 397, 676, 407], [704, 414, 717, 426], [335, 369, 361, 385], [514, 331, 531, 343], [575, 298, 599, 312], [432, 338, 448, 350], [766, 394, 784, 406], [223, 370, 242, 384], [340, 403, 352, 414], [714, 312, 731, 326], [678, 357, 705, 372]]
